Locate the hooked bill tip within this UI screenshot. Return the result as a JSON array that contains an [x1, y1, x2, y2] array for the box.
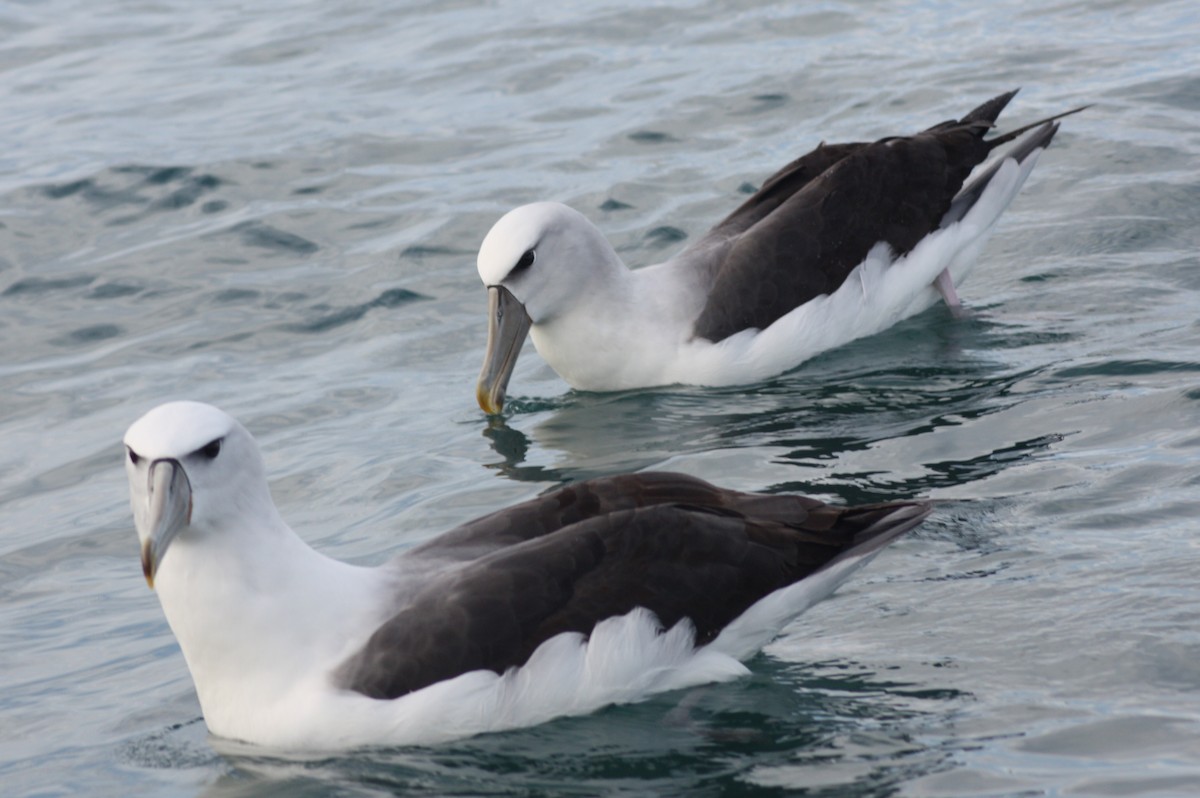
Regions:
[[477, 382, 504, 415]]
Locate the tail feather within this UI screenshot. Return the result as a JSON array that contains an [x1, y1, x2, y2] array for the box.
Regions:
[[942, 88, 1087, 147], [923, 89, 1019, 136], [960, 88, 1021, 127], [985, 103, 1090, 150], [943, 115, 1072, 227]]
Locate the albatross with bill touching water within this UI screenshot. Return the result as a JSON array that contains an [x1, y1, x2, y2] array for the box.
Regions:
[[476, 90, 1085, 413], [125, 400, 930, 750]]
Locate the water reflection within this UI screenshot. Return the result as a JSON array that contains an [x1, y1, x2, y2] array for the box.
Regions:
[[479, 311, 1064, 509]]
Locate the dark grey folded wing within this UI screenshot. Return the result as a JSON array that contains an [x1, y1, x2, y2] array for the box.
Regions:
[[337, 474, 930, 700], [689, 91, 1030, 343], [692, 127, 999, 342], [403, 471, 818, 562], [698, 83, 1011, 244], [707, 141, 869, 240]]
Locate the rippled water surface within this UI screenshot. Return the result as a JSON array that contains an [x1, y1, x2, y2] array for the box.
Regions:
[[4, 1, 1200, 795]]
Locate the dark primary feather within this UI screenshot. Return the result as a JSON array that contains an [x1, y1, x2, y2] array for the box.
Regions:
[[335, 472, 929, 700], [689, 90, 1079, 343]]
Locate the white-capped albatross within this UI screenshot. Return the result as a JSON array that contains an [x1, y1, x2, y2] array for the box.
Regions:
[[125, 400, 930, 750], [476, 90, 1085, 413]]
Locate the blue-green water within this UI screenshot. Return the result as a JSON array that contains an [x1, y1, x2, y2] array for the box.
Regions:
[[4, 1, 1200, 795]]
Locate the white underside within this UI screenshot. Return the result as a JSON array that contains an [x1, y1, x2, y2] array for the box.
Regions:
[[202, 539, 891, 752], [535, 151, 1040, 392]]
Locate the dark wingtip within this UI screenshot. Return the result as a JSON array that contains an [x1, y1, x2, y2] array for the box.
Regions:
[[961, 89, 1021, 127], [941, 117, 1067, 228], [985, 102, 1089, 150], [849, 501, 934, 549], [808, 500, 932, 576]]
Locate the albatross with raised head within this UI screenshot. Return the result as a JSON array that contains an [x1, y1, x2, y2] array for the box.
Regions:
[[476, 90, 1084, 413], [125, 400, 930, 750]]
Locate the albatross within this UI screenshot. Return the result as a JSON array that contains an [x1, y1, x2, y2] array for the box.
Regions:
[[476, 90, 1085, 413], [125, 400, 930, 750]]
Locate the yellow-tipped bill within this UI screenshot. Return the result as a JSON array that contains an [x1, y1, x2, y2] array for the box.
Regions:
[[476, 285, 532, 415], [138, 458, 192, 589]]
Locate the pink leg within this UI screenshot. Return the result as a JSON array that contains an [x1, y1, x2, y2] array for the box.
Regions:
[[934, 268, 967, 319]]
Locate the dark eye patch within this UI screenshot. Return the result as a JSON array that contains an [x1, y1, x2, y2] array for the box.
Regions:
[[127, 447, 141, 465], [197, 438, 222, 460], [512, 249, 535, 275]]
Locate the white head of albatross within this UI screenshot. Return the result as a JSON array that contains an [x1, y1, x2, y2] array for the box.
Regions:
[[475, 201, 655, 412], [125, 401, 267, 588], [124, 401, 932, 750], [474, 91, 1087, 414]]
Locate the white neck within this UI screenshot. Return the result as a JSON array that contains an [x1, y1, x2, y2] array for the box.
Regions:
[[152, 504, 389, 734], [531, 257, 704, 391]]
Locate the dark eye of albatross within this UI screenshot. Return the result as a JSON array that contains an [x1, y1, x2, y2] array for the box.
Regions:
[[198, 438, 222, 460], [127, 447, 141, 465], [512, 249, 535, 275]]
